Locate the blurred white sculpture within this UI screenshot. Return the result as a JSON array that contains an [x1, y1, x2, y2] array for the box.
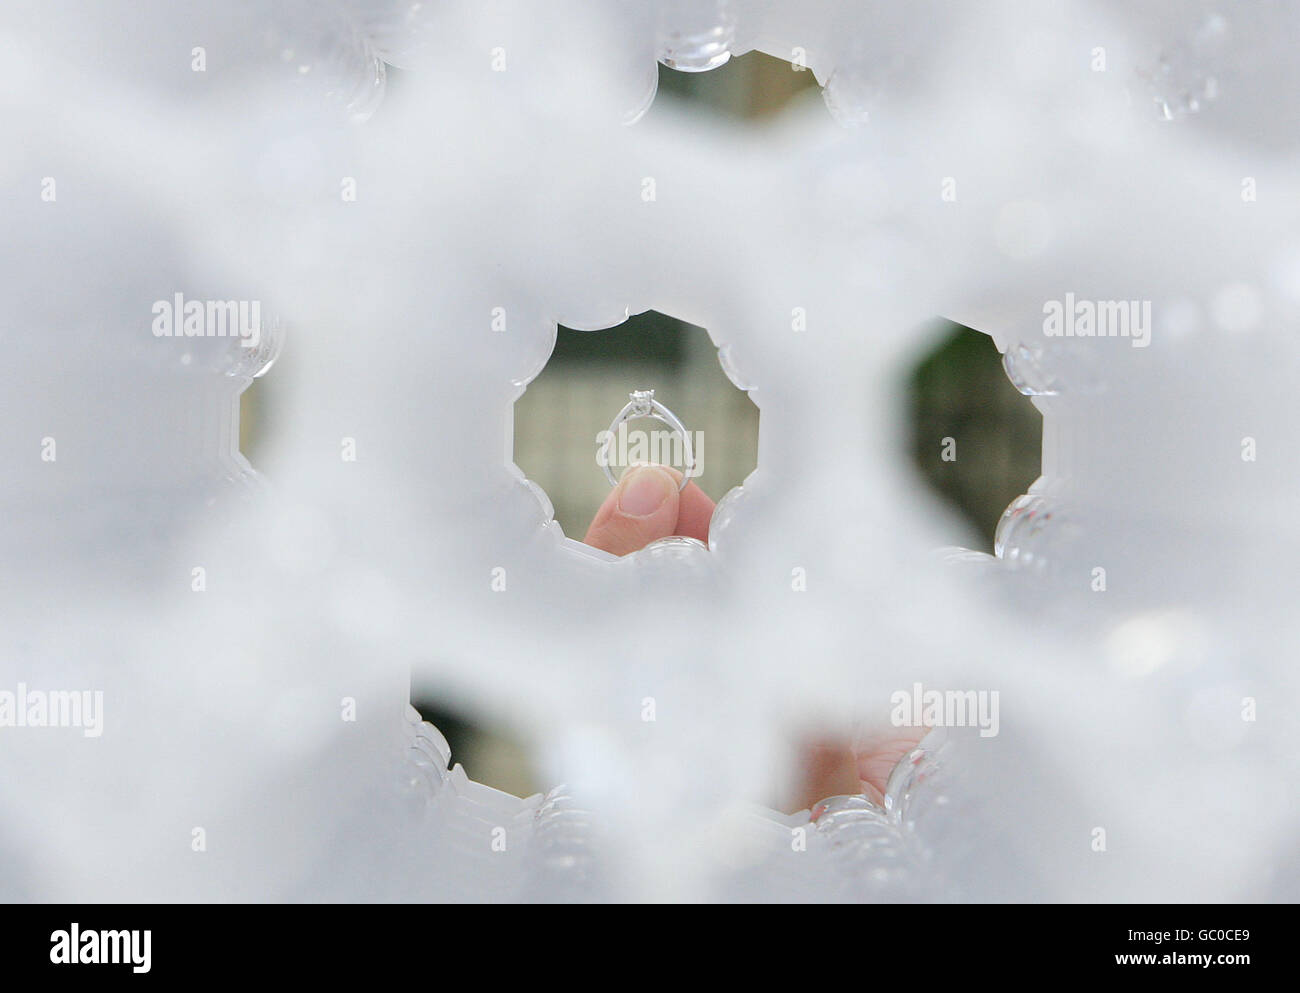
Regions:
[[0, 0, 1296, 902]]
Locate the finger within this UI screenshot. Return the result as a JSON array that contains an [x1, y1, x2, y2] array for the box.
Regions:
[[854, 727, 928, 804], [646, 465, 715, 544], [789, 739, 864, 814], [582, 463, 681, 556], [675, 478, 715, 544]]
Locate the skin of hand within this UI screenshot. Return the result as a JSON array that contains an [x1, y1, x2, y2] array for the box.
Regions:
[[582, 463, 714, 556], [581, 461, 929, 815], [790, 728, 928, 814]]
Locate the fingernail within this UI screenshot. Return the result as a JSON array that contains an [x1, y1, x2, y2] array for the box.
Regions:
[[617, 465, 675, 517]]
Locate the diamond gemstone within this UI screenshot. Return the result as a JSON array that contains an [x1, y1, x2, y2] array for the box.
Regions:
[[629, 389, 654, 416]]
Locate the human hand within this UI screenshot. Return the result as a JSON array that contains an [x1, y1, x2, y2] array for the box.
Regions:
[[790, 728, 928, 815], [582, 463, 715, 556]]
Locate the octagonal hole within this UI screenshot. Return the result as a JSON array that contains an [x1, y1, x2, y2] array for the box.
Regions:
[[655, 50, 820, 121], [905, 320, 1042, 550], [513, 310, 758, 541]]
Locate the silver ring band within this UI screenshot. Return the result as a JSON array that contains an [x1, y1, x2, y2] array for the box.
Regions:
[[597, 390, 695, 490]]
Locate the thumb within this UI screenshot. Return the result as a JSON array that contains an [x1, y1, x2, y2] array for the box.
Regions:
[[583, 463, 681, 557]]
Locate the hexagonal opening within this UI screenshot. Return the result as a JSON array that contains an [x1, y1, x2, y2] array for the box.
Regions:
[[513, 310, 759, 544]]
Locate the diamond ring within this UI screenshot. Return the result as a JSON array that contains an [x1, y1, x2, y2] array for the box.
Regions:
[[597, 389, 695, 490]]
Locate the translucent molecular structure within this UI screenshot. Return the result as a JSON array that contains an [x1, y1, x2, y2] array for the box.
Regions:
[[1, 1, 1297, 902]]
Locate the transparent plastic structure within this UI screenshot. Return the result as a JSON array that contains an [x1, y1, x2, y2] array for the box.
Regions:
[[1, 0, 1297, 902]]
